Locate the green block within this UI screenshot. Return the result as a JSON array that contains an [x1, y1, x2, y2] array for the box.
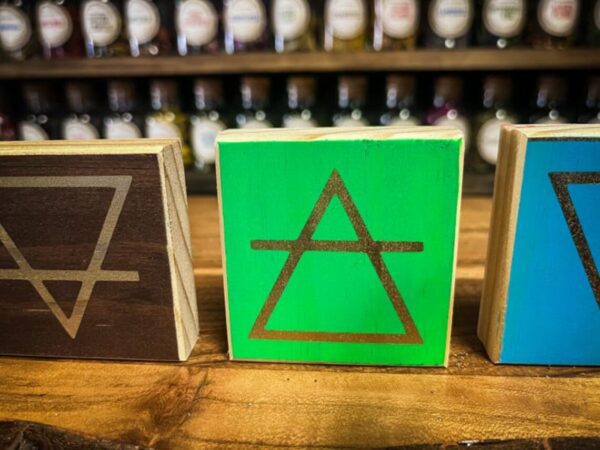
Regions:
[[217, 128, 464, 366]]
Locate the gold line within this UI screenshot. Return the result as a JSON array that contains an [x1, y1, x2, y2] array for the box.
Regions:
[[165, 169, 193, 255], [251, 240, 424, 252], [549, 172, 600, 307], [249, 170, 424, 344], [0, 269, 139, 282]]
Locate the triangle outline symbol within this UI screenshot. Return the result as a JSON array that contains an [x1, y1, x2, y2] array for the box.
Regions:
[[549, 171, 600, 308], [0, 176, 139, 338], [249, 169, 424, 344]]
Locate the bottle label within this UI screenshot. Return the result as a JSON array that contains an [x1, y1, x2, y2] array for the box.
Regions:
[[240, 118, 273, 128], [83, 1, 121, 46], [429, 0, 472, 39], [538, 0, 578, 37], [483, 0, 525, 38], [335, 116, 369, 127], [146, 118, 182, 139], [127, 0, 160, 45], [38, 2, 73, 48], [477, 117, 512, 165], [225, 0, 266, 43], [382, 0, 418, 39], [19, 122, 49, 141], [177, 0, 218, 46], [434, 114, 470, 148], [283, 115, 318, 128], [273, 0, 310, 41], [63, 119, 99, 140], [0, 6, 32, 52], [105, 118, 142, 139], [191, 117, 225, 164], [327, 0, 366, 40]]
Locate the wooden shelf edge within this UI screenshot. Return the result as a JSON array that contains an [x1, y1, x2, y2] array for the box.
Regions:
[[1, 49, 598, 79]]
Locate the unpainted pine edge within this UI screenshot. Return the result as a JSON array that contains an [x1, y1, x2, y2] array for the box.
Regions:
[[494, 129, 528, 363], [164, 144, 199, 342], [166, 144, 199, 358], [157, 148, 188, 361], [479, 127, 527, 363], [478, 126, 513, 360], [215, 140, 235, 360], [0, 139, 169, 155], [217, 126, 463, 143], [511, 124, 600, 139], [443, 137, 465, 368]]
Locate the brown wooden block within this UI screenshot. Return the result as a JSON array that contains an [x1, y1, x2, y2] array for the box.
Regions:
[[0, 140, 198, 361]]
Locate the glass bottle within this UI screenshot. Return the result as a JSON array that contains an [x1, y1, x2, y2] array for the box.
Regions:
[[190, 78, 227, 171], [586, 0, 600, 46], [175, 0, 221, 55], [19, 82, 58, 141], [0, 0, 36, 61], [62, 81, 102, 140], [379, 74, 420, 126], [373, 0, 419, 51], [224, 0, 270, 53], [426, 76, 471, 151], [236, 76, 274, 128], [282, 76, 319, 128], [146, 79, 193, 167], [333, 75, 369, 127], [272, 0, 317, 52], [37, 0, 84, 58], [578, 76, 600, 124], [104, 79, 144, 139], [471, 76, 517, 173], [477, 0, 526, 48], [324, 0, 368, 51], [529, 75, 570, 124], [424, 0, 474, 49], [125, 0, 174, 56], [0, 88, 17, 141], [82, 0, 128, 57], [529, 0, 580, 48]]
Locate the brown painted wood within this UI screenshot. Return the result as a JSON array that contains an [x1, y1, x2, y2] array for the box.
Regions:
[[0, 50, 598, 79], [0, 142, 197, 361], [0, 196, 598, 449]]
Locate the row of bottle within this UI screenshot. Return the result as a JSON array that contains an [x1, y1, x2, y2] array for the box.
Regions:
[[1, 0, 599, 61], [0, 73, 598, 173]]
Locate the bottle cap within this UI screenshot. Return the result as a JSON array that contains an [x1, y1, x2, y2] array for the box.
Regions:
[[194, 78, 224, 110], [287, 76, 316, 109], [386, 75, 415, 108], [338, 76, 367, 108], [433, 76, 463, 105], [108, 80, 138, 113], [22, 82, 54, 114], [241, 76, 270, 109], [150, 79, 179, 111]]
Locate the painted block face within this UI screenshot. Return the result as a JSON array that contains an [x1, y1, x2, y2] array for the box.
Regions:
[[0, 141, 198, 361], [218, 128, 463, 366], [479, 126, 600, 366]]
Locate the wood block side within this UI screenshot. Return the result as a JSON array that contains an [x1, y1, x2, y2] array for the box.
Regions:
[[478, 127, 528, 362], [158, 143, 199, 361]]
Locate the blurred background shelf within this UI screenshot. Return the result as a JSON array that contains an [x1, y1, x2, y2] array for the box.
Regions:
[[1, 49, 599, 79]]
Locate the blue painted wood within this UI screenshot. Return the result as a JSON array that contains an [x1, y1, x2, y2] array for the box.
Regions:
[[501, 139, 600, 365]]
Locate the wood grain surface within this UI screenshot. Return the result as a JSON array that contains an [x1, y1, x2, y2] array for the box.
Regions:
[[0, 196, 598, 449], [0, 50, 599, 79]]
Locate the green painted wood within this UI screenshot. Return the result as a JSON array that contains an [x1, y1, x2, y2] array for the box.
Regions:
[[217, 130, 463, 366]]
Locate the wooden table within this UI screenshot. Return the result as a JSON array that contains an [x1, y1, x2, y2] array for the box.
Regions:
[[0, 196, 598, 449]]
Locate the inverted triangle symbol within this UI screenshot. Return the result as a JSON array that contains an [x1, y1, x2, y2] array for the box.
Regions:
[[549, 172, 600, 308], [0, 176, 140, 338], [249, 170, 425, 344]]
